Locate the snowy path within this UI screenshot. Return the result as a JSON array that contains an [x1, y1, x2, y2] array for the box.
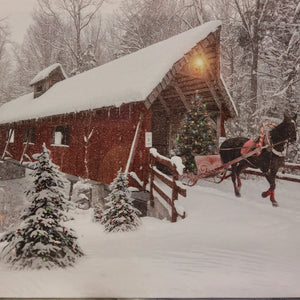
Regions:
[[0, 177, 299, 297]]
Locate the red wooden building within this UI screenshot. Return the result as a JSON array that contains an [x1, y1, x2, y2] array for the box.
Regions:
[[0, 21, 237, 187]]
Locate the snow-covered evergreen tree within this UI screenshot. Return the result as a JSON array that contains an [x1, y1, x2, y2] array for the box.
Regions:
[[26, 143, 73, 218], [71, 44, 97, 76], [0, 144, 83, 269], [101, 170, 141, 232]]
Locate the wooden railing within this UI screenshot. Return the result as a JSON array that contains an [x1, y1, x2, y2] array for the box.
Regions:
[[149, 149, 186, 222], [243, 162, 300, 183]]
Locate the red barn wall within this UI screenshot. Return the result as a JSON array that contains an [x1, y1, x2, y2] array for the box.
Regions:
[[0, 102, 152, 185]]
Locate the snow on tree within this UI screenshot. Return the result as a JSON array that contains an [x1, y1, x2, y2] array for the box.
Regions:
[[38, 0, 104, 73], [71, 44, 98, 76], [0, 18, 13, 104], [100, 169, 141, 232], [108, 0, 184, 59], [260, 0, 299, 115], [0, 144, 83, 270], [26, 143, 72, 219], [175, 94, 218, 173]]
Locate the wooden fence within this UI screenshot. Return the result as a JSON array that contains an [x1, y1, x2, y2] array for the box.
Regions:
[[243, 162, 300, 183], [149, 151, 186, 222]]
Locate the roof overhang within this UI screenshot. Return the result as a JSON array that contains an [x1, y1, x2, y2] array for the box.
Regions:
[[144, 27, 237, 119]]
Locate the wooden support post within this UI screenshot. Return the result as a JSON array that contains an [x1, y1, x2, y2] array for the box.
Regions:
[[125, 114, 144, 176], [172, 83, 190, 110], [171, 164, 179, 223], [149, 154, 155, 207], [158, 95, 171, 116], [2, 128, 13, 160], [20, 140, 29, 165], [205, 80, 221, 110]]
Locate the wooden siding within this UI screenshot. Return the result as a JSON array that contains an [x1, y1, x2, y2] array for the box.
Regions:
[[0, 25, 234, 187], [0, 103, 152, 185]]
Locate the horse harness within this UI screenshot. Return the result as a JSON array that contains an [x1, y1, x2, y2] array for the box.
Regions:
[[264, 130, 287, 158], [242, 123, 289, 171]]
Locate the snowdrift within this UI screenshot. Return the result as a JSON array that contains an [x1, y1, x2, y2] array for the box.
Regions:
[[0, 177, 299, 298]]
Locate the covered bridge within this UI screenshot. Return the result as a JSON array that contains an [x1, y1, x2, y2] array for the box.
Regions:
[[0, 20, 237, 186]]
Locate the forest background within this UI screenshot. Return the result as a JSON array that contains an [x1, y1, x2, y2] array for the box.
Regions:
[[0, 0, 299, 137]]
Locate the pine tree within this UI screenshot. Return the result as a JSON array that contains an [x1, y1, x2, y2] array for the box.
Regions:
[[0, 144, 83, 269], [71, 44, 97, 76], [101, 170, 141, 232], [175, 95, 218, 173]]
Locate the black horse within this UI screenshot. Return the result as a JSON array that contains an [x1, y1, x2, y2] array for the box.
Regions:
[[220, 114, 297, 207]]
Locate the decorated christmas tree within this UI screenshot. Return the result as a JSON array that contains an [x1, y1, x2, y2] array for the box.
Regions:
[[0, 144, 83, 269], [175, 94, 218, 173], [100, 170, 141, 232]]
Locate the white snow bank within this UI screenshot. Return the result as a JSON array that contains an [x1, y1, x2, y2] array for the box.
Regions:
[[150, 148, 185, 175], [1, 177, 300, 297], [0, 21, 221, 124]]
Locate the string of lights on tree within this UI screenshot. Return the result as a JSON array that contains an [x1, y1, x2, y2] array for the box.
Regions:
[[175, 94, 218, 173], [0, 144, 83, 269], [97, 169, 141, 232]]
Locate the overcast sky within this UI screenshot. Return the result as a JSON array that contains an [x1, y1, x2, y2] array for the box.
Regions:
[[0, 0, 119, 43], [0, 0, 37, 42]]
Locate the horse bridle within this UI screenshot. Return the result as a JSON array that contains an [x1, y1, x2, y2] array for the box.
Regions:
[[265, 119, 298, 158]]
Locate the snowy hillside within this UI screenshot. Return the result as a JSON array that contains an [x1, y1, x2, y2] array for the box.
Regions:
[[0, 177, 300, 298]]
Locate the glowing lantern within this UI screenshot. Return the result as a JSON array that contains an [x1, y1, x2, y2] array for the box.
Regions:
[[195, 58, 204, 67]]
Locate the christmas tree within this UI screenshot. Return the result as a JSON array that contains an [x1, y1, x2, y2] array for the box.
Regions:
[[175, 94, 218, 173], [100, 170, 141, 232], [0, 144, 83, 269]]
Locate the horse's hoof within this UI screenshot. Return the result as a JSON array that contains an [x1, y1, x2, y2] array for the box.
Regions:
[[271, 200, 279, 207], [262, 191, 268, 198], [235, 192, 241, 197]]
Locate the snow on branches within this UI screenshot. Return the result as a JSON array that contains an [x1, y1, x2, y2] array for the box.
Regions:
[[97, 169, 141, 233], [0, 143, 83, 270]]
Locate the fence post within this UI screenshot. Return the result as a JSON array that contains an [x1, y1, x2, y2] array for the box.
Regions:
[[171, 164, 179, 222], [149, 153, 155, 207]]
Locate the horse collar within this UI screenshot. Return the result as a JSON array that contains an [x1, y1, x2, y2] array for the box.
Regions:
[[265, 131, 287, 157], [272, 147, 286, 157]]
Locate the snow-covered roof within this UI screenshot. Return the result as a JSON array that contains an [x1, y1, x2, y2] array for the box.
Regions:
[[0, 20, 227, 125], [29, 63, 68, 86]]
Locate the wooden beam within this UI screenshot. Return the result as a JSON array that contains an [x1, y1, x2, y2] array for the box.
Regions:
[[205, 80, 221, 110], [171, 83, 190, 110], [158, 95, 171, 116]]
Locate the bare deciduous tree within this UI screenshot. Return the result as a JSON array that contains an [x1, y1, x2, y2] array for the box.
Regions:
[[37, 0, 105, 72]]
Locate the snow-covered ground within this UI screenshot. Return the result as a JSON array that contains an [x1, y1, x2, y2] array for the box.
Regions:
[[0, 176, 300, 298]]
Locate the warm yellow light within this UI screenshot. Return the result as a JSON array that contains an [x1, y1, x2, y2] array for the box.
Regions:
[[195, 58, 203, 67]]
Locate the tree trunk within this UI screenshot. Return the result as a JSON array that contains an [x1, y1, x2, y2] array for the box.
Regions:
[[250, 0, 260, 117]]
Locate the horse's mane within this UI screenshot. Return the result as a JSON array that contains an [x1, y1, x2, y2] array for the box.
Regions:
[[270, 118, 293, 151]]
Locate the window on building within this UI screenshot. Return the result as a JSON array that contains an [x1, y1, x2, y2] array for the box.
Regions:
[[52, 125, 70, 146], [36, 84, 44, 93], [6, 129, 14, 143], [24, 127, 36, 144]]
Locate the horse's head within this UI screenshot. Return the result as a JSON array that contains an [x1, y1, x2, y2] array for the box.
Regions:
[[283, 113, 298, 143]]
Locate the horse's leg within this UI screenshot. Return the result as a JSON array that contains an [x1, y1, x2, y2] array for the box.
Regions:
[[236, 162, 246, 192], [262, 173, 278, 207], [231, 165, 241, 197]]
